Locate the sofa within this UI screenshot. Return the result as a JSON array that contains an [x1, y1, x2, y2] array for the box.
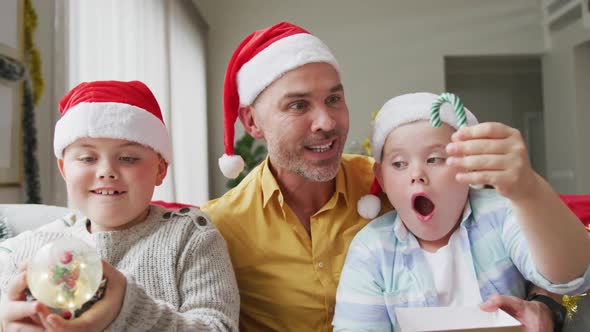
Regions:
[[1, 204, 73, 236], [0, 203, 589, 330]]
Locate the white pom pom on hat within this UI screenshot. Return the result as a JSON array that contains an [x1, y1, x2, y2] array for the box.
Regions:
[[220, 21, 340, 178], [357, 178, 382, 219], [357, 92, 479, 219], [219, 154, 246, 179]]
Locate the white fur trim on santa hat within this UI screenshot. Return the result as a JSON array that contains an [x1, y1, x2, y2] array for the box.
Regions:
[[357, 194, 381, 219], [218, 154, 245, 179], [371, 92, 478, 162], [237, 33, 340, 106], [53, 102, 172, 162]]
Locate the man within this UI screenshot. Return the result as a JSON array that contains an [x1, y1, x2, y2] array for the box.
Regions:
[[202, 21, 564, 332]]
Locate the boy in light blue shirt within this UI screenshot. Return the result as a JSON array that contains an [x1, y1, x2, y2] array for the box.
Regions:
[[333, 92, 590, 331]]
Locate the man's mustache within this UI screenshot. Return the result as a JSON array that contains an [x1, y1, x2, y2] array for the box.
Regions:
[[304, 129, 342, 145]]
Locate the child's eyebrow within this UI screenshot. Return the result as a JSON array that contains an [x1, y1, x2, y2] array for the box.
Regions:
[[74, 142, 143, 149], [75, 143, 97, 149], [118, 142, 142, 148], [426, 144, 447, 150], [384, 143, 447, 155]]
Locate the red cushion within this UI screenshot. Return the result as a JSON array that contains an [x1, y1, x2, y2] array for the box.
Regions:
[[151, 200, 198, 210], [560, 194, 590, 230], [153, 197, 588, 230]]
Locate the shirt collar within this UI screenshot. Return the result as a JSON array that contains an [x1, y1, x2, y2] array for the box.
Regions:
[[393, 198, 473, 242], [333, 163, 348, 205], [261, 156, 348, 208], [459, 198, 474, 227], [261, 157, 282, 208]]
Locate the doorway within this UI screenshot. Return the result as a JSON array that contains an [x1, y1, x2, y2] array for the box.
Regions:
[[574, 40, 590, 191], [445, 56, 546, 177]]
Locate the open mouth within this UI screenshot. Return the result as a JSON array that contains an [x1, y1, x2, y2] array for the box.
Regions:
[[305, 140, 335, 153], [91, 189, 126, 196], [412, 193, 435, 222]]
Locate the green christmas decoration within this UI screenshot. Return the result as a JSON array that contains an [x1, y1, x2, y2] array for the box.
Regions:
[[226, 133, 267, 189]]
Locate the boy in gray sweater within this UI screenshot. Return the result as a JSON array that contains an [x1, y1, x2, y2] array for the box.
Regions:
[[0, 80, 239, 331]]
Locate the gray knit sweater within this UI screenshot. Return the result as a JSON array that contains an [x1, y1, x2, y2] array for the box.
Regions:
[[0, 205, 239, 331]]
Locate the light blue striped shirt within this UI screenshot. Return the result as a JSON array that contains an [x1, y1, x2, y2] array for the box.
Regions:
[[333, 189, 590, 331]]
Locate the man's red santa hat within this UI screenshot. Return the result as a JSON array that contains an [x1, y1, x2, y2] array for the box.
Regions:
[[54, 80, 172, 162], [219, 21, 340, 178]]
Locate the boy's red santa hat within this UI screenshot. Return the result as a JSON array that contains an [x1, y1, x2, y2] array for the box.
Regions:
[[54, 80, 172, 162], [219, 21, 340, 178], [357, 92, 479, 219]]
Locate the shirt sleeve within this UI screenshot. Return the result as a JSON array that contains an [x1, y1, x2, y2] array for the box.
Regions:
[[333, 233, 393, 332], [106, 227, 240, 332], [502, 208, 590, 295]]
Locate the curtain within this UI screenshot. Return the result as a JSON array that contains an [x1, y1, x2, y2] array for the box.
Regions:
[[67, 0, 209, 205]]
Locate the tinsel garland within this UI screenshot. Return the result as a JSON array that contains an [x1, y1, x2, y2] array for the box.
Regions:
[[21, 0, 43, 203], [22, 77, 41, 203], [564, 293, 586, 321], [24, 0, 44, 105]]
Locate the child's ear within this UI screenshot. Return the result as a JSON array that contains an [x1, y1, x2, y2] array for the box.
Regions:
[[155, 158, 168, 186], [238, 105, 264, 139], [373, 162, 384, 188], [57, 159, 67, 180]]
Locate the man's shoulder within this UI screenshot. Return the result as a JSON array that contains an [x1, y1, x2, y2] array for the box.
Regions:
[[340, 153, 376, 191], [341, 154, 374, 175], [201, 166, 263, 226], [340, 154, 392, 212]]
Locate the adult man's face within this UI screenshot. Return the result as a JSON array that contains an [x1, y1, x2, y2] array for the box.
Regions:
[[244, 62, 349, 182]]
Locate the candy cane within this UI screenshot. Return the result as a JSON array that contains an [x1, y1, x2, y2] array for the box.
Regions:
[[430, 92, 466, 128]]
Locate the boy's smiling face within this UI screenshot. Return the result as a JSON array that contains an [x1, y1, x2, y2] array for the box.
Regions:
[[58, 137, 167, 232], [374, 121, 469, 251]]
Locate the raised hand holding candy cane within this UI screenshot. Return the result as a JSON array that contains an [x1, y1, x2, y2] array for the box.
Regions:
[[431, 92, 535, 200]]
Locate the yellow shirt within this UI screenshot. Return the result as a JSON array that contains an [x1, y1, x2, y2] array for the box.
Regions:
[[202, 154, 390, 332]]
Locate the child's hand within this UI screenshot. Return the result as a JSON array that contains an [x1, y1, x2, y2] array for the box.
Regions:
[[38, 260, 127, 332], [446, 122, 537, 200], [0, 264, 47, 332]]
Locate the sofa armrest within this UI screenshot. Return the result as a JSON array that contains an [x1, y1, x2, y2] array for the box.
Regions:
[[0, 204, 73, 236]]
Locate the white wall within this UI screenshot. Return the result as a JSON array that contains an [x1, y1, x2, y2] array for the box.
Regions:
[[542, 17, 590, 193], [446, 57, 546, 177], [167, 0, 211, 205], [0, 0, 67, 205], [194, 0, 545, 198]]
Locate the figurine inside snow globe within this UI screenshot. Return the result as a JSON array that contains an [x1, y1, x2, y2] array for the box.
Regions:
[[27, 237, 103, 318]]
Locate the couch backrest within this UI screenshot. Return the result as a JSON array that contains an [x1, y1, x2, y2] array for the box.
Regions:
[[0, 204, 73, 236]]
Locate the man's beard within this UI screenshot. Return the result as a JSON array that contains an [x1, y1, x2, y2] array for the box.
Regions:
[[268, 129, 344, 182]]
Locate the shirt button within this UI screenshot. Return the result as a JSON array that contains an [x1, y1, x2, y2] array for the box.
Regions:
[[196, 216, 208, 226], [318, 261, 324, 268]]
